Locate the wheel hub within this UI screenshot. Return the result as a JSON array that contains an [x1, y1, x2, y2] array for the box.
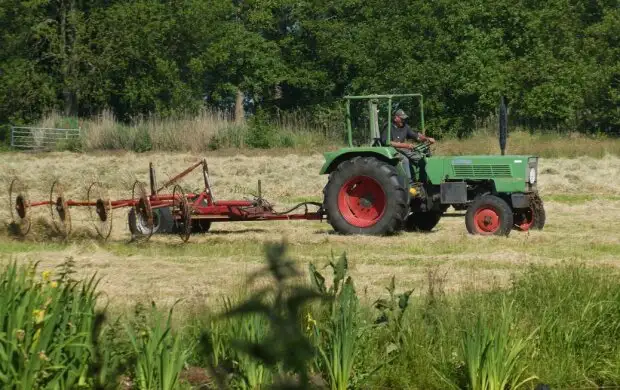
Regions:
[[515, 208, 534, 231], [95, 199, 108, 222], [474, 208, 500, 233], [337, 176, 387, 228], [55, 197, 66, 221], [15, 195, 26, 219], [359, 197, 373, 208]]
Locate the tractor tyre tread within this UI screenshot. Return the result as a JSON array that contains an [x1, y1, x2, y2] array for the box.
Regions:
[[323, 157, 407, 235], [405, 211, 442, 232], [530, 193, 546, 230]]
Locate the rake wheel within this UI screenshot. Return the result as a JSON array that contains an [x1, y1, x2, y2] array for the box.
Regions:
[[49, 180, 72, 237], [8, 177, 31, 236], [87, 181, 113, 240], [172, 184, 192, 243], [131, 181, 153, 241]]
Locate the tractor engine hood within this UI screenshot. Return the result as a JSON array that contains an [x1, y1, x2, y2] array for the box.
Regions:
[[425, 155, 539, 193]]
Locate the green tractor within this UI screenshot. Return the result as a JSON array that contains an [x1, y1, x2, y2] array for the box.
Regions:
[[320, 94, 545, 236]]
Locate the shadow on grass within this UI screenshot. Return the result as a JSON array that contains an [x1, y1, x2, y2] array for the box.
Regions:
[[207, 228, 269, 235], [317, 228, 441, 236]]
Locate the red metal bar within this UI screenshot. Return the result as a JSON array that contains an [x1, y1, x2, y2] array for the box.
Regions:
[[191, 205, 239, 216], [111, 201, 134, 209], [151, 203, 174, 210], [213, 200, 255, 207], [193, 192, 207, 206], [66, 196, 177, 208], [67, 201, 97, 207], [157, 160, 203, 192], [148, 194, 175, 201], [29, 201, 52, 207], [174, 212, 324, 222]]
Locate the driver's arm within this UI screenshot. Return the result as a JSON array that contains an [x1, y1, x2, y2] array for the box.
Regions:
[[418, 133, 436, 144], [409, 128, 435, 144], [389, 141, 414, 149]]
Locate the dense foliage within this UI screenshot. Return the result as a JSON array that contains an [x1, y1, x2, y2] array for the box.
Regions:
[[0, 0, 618, 136]]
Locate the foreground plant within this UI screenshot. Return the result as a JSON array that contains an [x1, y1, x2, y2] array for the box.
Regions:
[[222, 297, 271, 389], [0, 260, 109, 388], [125, 301, 190, 390], [440, 299, 538, 390], [373, 275, 414, 348], [200, 241, 324, 389], [308, 252, 361, 390]]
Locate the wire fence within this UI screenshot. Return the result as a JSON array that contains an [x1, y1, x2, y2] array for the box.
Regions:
[[10, 126, 81, 150]]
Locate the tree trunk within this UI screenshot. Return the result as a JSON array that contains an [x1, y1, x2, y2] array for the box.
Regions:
[[60, 0, 77, 116], [235, 88, 245, 124]]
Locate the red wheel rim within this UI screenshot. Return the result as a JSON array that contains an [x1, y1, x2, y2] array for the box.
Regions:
[[473, 207, 501, 234], [516, 208, 534, 231], [337, 176, 386, 228]]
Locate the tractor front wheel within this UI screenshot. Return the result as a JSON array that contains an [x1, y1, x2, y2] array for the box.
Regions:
[[465, 195, 513, 236], [324, 157, 407, 235], [514, 193, 546, 231]]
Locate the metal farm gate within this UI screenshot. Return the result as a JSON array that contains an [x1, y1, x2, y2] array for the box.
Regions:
[[10, 126, 81, 150]]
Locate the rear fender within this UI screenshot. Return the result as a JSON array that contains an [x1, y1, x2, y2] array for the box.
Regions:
[[320, 147, 405, 175]]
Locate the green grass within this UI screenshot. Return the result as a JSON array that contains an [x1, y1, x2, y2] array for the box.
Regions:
[[355, 263, 620, 390], [82, 232, 620, 263], [0, 240, 67, 254]]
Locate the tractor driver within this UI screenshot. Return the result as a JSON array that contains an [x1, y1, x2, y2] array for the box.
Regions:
[[380, 109, 436, 187]]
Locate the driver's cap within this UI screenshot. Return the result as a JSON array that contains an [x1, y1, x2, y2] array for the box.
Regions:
[[394, 109, 408, 119]]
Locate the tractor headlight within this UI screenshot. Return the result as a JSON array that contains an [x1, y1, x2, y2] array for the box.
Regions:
[[529, 167, 537, 184]]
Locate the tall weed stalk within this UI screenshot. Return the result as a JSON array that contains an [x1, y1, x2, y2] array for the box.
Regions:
[[309, 253, 360, 390], [125, 301, 189, 390], [441, 299, 538, 390]]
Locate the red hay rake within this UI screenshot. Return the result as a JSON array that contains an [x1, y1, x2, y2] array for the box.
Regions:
[[7, 158, 325, 242]]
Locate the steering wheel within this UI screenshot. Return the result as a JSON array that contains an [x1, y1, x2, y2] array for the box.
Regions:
[[413, 141, 434, 157]]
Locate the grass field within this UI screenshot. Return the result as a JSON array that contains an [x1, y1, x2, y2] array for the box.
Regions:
[[1, 150, 619, 313]]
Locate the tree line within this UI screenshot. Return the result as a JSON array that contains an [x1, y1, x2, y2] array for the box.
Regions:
[[0, 0, 618, 137]]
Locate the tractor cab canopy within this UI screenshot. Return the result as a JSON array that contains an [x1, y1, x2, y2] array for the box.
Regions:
[[343, 94, 426, 148]]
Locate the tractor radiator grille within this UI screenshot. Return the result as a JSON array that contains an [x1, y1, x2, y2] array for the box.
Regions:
[[452, 164, 512, 178]]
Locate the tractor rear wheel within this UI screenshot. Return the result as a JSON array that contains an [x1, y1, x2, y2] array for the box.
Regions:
[[514, 193, 546, 231], [465, 195, 513, 236], [404, 211, 442, 232], [324, 157, 407, 235]]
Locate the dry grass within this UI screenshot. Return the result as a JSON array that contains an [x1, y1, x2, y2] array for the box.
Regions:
[[1, 151, 619, 311], [36, 109, 339, 152], [82, 109, 234, 151]]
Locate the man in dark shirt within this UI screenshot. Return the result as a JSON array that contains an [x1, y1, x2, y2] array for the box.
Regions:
[[380, 109, 435, 186]]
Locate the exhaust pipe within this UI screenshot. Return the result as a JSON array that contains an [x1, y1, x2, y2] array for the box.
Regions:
[[499, 96, 508, 155]]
